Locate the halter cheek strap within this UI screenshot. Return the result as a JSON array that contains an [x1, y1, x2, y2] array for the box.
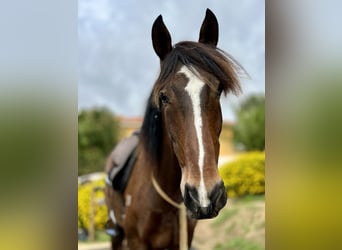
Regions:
[[151, 174, 188, 250]]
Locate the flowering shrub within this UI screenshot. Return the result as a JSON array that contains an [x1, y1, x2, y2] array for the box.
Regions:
[[219, 152, 265, 197], [78, 178, 107, 230]]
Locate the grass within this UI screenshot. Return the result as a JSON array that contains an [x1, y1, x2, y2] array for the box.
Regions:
[[234, 194, 265, 204], [214, 238, 264, 250], [225, 221, 237, 234], [95, 230, 111, 242], [209, 195, 265, 250], [211, 208, 238, 228]]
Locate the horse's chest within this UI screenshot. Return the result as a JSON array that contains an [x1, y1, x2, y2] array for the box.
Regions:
[[132, 209, 179, 248], [149, 213, 179, 249]]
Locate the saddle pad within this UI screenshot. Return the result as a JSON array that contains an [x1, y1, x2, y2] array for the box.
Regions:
[[107, 130, 139, 192], [112, 149, 137, 192]]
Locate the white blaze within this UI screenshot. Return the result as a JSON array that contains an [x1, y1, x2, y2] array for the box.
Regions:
[[109, 209, 116, 223], [180, 66, 210, 207]]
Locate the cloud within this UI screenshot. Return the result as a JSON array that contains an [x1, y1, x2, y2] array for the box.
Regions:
[[78, 0, 265, 121]]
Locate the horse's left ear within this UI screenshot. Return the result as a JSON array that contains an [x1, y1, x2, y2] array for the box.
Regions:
[[198, 8, 219, 46], [152, 15, 172, 61]]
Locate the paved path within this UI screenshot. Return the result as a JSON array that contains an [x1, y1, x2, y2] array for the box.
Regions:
[[78, 242, 110, 250]]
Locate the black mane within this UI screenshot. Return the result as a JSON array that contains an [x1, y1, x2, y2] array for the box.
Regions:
[[140, 92, 163, 165], [156, 41, 244, 97]]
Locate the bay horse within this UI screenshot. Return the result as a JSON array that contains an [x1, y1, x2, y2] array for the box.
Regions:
[[105, 9, 243, 250]]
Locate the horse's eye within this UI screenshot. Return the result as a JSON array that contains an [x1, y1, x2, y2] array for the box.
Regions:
[[159, 92, 169, 104]]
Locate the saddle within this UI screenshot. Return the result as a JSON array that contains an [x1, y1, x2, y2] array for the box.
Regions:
[[106, 130, 139, 192]]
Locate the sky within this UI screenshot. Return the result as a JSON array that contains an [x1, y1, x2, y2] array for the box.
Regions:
[[78, 0, 265, 121]]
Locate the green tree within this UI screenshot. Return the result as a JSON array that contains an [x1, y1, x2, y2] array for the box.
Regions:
[[233, 95, 265, 151], [78, 108, 120, 175]]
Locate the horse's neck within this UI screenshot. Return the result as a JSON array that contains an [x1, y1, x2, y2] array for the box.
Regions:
[[153, 136, 182, 203]]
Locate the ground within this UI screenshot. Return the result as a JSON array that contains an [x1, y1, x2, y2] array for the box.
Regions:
[[192, 196, 265, 250]]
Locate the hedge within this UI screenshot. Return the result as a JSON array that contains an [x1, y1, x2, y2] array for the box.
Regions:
[[219, 151, 265, 197], [78, 179, 107, 230]]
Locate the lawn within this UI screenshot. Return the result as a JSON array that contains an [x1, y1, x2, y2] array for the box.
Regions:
[[192, 195, 265, 250]]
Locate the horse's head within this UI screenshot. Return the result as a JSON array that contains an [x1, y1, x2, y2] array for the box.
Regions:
[[150, 9, 242, 219]]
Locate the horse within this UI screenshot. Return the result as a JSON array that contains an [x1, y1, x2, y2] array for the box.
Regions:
[[104, 8, 244, 250]]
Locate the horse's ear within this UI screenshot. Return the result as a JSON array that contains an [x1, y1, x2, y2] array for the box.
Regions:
[[198, 8, 219, 46], [152, 15, 172, 61]]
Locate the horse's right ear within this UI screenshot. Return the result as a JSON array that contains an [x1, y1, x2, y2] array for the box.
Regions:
[[199, 8, 219, 46], [152, 15, 172, 61]]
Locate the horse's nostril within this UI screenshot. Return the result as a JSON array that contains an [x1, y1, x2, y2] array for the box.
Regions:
[[215, 186, 225, 200], [184, 184, 199, 205], [210, 182, 227, 211], [188, 188, 199, 203]]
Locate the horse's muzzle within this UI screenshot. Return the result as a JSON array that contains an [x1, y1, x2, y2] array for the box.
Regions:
[[184, 181, 227, 219]]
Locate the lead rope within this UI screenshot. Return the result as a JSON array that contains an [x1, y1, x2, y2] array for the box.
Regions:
[[151, 174, 188, 250]]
